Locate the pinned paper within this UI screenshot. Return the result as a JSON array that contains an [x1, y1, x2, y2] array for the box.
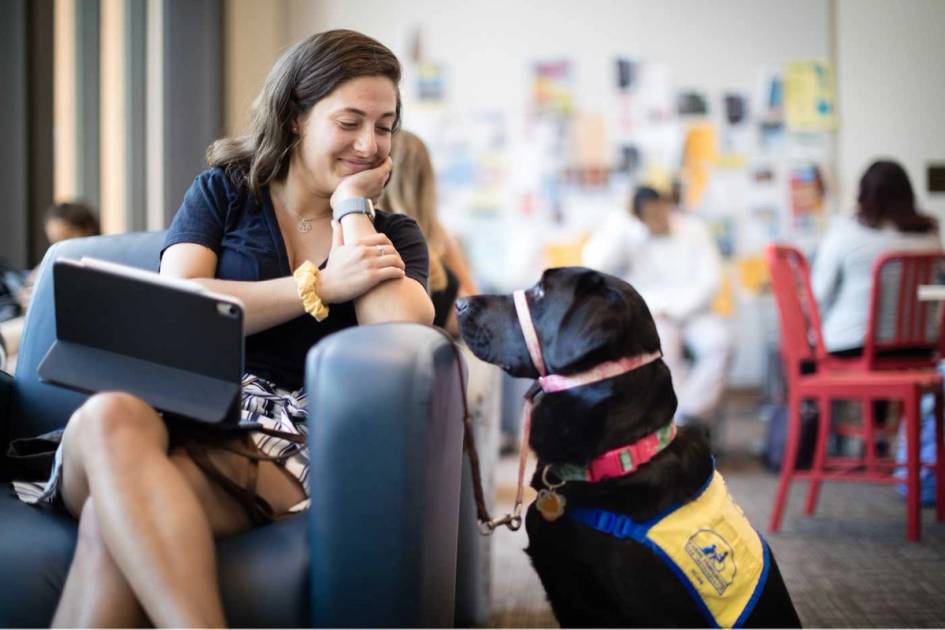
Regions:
[[784, 60, 835, 130], [543, 233, 590, 268], [532, 61, 573, 116], [737, 254, 770, 294], [789, 163, 826, 224], [417, 63, 445, 103], [682, 123, 719, 208]]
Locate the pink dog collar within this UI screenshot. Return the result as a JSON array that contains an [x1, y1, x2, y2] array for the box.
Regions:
[[513, 290, 547, 376], [552, 422, 677, 483], [539, 352, 662, 393]]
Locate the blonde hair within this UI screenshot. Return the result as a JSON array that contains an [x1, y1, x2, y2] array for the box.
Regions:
[[379, 130, 449, 291]]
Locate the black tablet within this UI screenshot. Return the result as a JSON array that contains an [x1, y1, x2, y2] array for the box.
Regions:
[[38, 258, 244, 426]]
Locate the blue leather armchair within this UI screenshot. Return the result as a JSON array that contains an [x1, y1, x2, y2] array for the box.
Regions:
[[0, 231, 467, 627]]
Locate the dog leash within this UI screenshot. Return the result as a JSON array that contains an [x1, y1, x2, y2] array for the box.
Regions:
[[432, 327, 522, 534]]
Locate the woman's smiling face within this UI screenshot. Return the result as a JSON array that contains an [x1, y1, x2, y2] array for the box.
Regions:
[[293, 75, 398, 195]]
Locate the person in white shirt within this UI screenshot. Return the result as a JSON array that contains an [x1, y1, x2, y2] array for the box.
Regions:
[[583, 186, 731, 427], [812, 160, 941, 355]]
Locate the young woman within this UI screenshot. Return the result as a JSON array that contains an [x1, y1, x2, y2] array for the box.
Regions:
[[18, 29, 433, 627], [379, 130, 478, 336], [812, 159, 941, 354]]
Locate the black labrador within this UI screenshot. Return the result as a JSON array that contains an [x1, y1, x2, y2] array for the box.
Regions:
[[456, 267, 800, 628]]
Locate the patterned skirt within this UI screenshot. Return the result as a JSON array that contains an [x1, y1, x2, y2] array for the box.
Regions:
[[12, 374, 311, 514]]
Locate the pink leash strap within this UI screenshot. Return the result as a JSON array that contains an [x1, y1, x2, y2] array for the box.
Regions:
[[539, 351, 662, 393], [513, 290, 547, 376]]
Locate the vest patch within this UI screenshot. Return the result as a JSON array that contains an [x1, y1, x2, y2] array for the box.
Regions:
[[685, 529, 736, 595]]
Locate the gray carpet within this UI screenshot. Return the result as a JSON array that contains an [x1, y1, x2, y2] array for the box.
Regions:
[[489, 391, 945, 628]]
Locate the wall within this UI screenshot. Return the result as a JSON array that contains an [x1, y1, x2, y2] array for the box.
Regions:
[[835, 0, 945, 221], [223, 0, 290, 136], [286, 0, 830, 129]]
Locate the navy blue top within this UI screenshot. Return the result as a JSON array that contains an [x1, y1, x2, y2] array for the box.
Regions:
[[162, 167, 429, 391]]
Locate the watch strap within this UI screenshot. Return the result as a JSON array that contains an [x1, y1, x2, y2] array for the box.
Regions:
[[332, 197, 375, 222]]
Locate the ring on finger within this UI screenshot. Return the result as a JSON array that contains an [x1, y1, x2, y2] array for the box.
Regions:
[[377, 245, 385, 256]]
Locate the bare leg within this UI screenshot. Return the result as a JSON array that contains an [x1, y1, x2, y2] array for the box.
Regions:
[[52, 498, 147, 628], [53, 392, 307, 628], [57, 392, 227, 627]]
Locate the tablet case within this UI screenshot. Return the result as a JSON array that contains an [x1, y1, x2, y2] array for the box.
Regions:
[[38, 258, 244, 426]]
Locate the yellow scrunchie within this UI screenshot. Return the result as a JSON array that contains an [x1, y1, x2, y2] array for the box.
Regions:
[[293, 260, 329, 322]]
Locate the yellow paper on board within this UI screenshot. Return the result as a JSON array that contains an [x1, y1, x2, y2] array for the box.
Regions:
[[737, 255, 769, 294], [544, 233, 590, 268], [784, 60, 836, 130], [682, 124, 718, 208]]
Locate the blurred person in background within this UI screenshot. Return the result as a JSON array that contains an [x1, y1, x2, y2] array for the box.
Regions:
[[583, 185, 731, 430], [812, 159, 941, 355], [379, 129, 478, 337], [14, 202, 101, 311], [45, 201, 101, 244], [812, 159, 942, 500]]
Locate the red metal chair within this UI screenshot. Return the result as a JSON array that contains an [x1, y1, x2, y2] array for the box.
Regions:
[[766, 245, 945, 541]]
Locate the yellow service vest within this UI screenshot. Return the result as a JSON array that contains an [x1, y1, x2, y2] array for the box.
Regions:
[[568, 471, 769, 628]]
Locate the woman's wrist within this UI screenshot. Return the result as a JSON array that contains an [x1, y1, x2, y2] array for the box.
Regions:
[[293, 261, 330, 321], [338, 212, 376, 241], [314, 265, 338, 304]]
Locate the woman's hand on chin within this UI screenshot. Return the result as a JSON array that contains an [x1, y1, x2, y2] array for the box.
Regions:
[[316, 219, 405, 304], [330, 156, 393, 208]]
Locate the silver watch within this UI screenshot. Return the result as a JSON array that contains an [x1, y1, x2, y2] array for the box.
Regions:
[[332, 197, 376, 222]]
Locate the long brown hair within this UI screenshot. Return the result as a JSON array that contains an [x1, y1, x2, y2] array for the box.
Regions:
[[208, 30, 402, 193], [378, 130, 449, 291], [856, 159, 936, 234]]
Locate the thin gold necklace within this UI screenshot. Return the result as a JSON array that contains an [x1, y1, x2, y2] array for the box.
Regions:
[[272, 188, 324, 233]]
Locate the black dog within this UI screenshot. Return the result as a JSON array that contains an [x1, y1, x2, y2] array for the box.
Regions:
[[457, 267, 800, 628]]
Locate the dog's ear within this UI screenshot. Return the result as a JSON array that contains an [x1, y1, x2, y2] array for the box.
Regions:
[[536, 267, 660, 374]]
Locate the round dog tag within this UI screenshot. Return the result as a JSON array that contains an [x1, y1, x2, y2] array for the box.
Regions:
[[536, 489, 567, 521]]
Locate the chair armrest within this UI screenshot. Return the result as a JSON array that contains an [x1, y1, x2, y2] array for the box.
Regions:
[[0, 370, 13, 480], [306, 323, 465, 627], [0, 370, 11, 420]]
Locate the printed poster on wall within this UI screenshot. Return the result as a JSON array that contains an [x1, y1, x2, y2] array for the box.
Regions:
[[531, 61, 574, 116], [784, 60, 836, 131]]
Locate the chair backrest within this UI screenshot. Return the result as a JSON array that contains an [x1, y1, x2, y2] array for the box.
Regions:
[[766, 244, 827, 379], [864, 250, 945, 370], [8, 232, 167, 442]]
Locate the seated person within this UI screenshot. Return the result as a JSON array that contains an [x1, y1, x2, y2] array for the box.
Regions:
[[45, 201, 101, 244], [813, 159, 941, 471], [583, 186, 731, 428], [16, 202, 101, 310], [11, 29, 433, 627], [379, 130, 478, 337], [812, 159, 941, 355]]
